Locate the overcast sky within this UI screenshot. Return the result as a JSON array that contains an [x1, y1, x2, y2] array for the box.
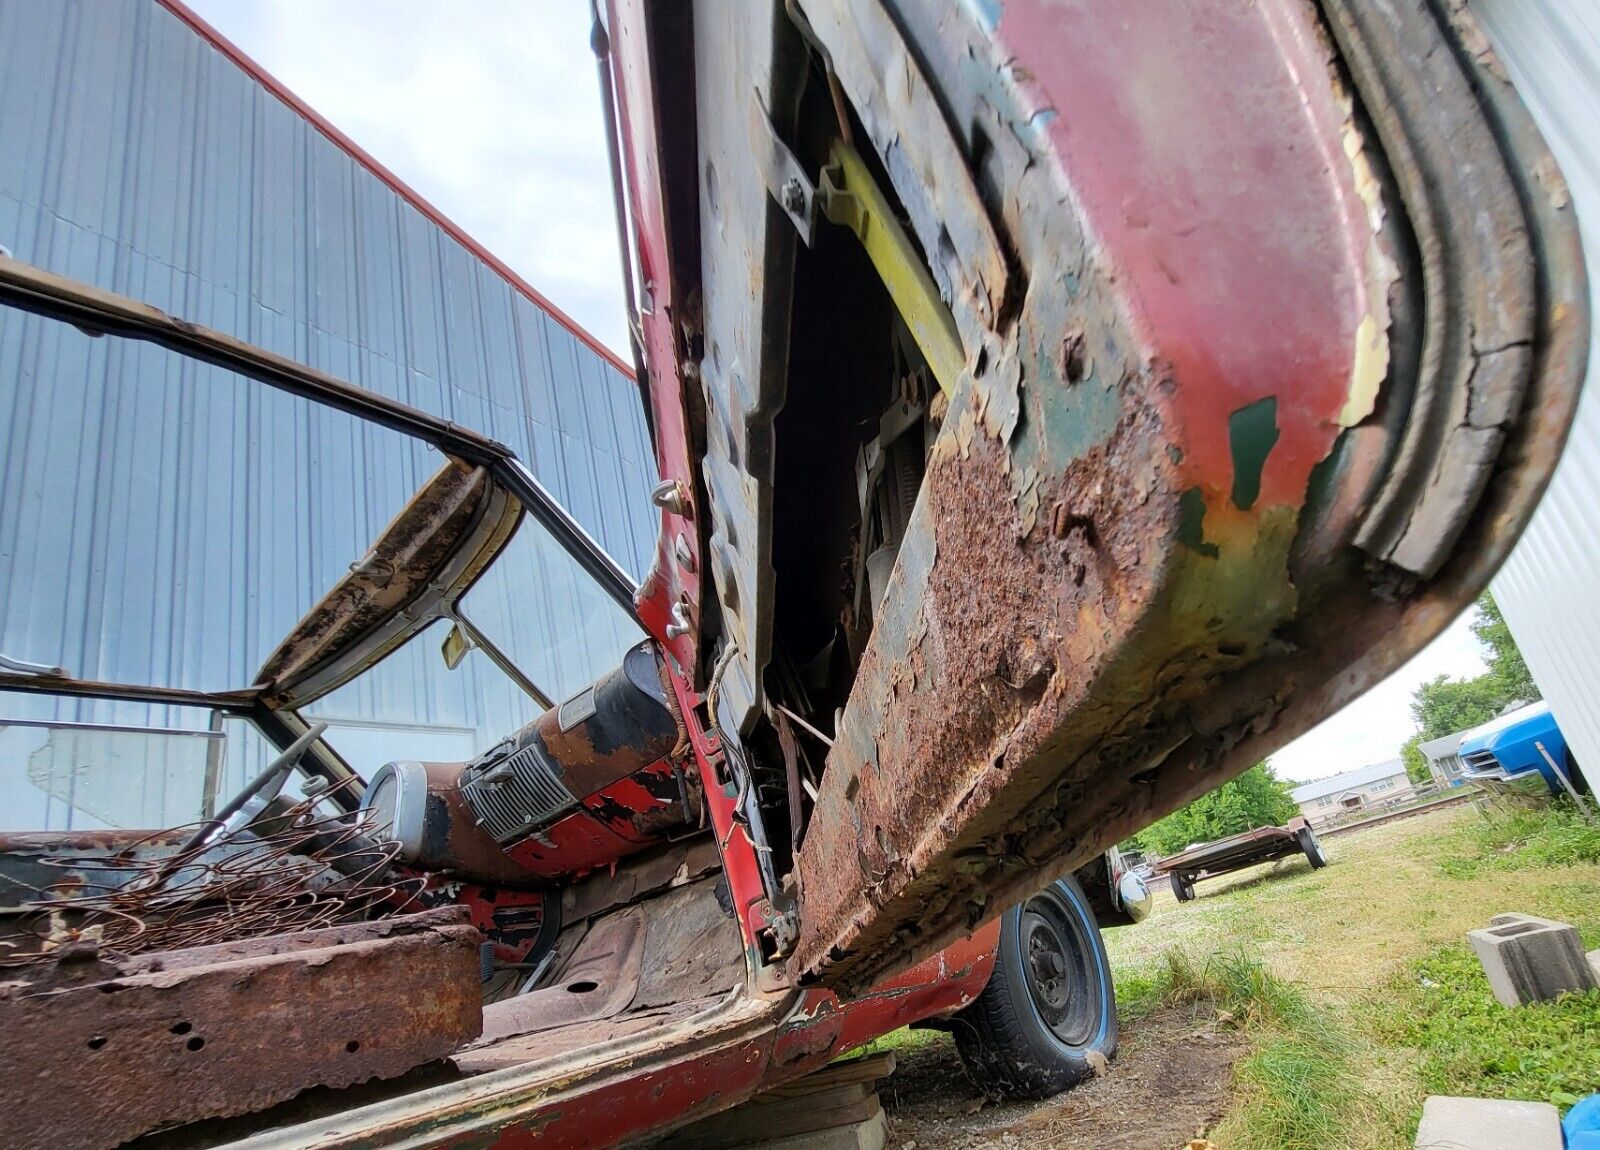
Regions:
[[187, 0, 1490, 784]]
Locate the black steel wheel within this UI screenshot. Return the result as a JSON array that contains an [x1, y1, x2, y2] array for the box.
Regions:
[[1169, 871, 1196, 901], [1296, 824, 1328, 869], [952, 876, 1117, 1100]]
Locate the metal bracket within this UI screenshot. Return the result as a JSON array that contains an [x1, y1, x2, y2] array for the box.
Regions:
[[815, 142, 964, 395], [750, 92, 818, 246], [0, 651, 67, 678]]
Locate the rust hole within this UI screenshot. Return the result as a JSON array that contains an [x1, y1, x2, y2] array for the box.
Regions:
[[186, 1037, 205, 1052], [86, 1036, 107, 1050], [1061, 330, 1090, 383], [567, 980, 599, 994], [170, 1021, 192, 1035], [346, 1040, 361, 1054]]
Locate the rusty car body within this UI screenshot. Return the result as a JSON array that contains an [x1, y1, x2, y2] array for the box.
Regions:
[[0, 0, 1588, 1145]]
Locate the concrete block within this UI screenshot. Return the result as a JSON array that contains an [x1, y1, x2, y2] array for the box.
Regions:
[[1466, 913, 1598, 1007], [1589, 947, 1600, 986], [1415, 1096, 1562, 1149]]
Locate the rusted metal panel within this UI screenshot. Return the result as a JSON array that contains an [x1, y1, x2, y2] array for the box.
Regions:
[[785, 0, 1586, 991], [0, 907, 482, 1150]]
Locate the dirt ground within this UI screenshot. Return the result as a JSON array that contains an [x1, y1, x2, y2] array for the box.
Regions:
[[880, 1006, 1244, 1150]]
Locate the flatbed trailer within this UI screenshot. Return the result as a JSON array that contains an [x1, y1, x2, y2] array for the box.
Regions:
[[1150, 818, 1326, 902]]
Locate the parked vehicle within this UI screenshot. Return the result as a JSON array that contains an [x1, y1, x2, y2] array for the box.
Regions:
[[0, 0, 1586, 1144], [1460, 700, 1586, 795], [0, 273, 1151, 1147], [1151, 818, 1327, 903]]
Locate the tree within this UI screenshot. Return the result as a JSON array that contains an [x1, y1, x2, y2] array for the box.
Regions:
[[1410, 672, 1507, 741], [1129, 763, 1300, 856], [1470, 592, 1541, 705], [1400, 732, 1430, 785], [1397, 593, 1539, 780]]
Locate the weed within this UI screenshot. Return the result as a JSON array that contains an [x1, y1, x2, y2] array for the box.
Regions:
[[1119, 946, 1380, 1149], [1378, 939, 1600, 1110], [1441, 798, 1600, 878]]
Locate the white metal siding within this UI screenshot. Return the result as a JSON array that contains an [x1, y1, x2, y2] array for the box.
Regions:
[[0, 1, 653, 827], [1475, 0, 1600, 790]]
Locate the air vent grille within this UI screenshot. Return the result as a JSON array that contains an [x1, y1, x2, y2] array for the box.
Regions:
[[460, 743, 576, 843]]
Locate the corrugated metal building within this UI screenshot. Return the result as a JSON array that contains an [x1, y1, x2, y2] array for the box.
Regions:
[[0, 0, 654, 828], [1476, 0, 1600, 791]]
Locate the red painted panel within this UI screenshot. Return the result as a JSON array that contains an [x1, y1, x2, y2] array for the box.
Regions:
[[998, 0, 1378, 508], [479, 1034, 775, 1150], [608, 0, 702, 673]]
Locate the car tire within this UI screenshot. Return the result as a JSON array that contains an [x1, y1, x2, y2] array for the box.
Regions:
[[952, 876, 1117, 1100], [1296, 824, 1328, 868], [1169, 871, 1195, 902]]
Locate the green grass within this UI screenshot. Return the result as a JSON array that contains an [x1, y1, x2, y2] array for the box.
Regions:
[[852, 800, 1600, 1143], [1105, 797, 1600, 1147], [852, 1023, 946, 1061], [1438, 796, 1600, 878], [1119, 947, 1380, 1150], [1377, 937, 1600, 1109]]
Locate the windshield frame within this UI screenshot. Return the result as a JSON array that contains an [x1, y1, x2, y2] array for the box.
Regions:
[[0, 256, 644, 806]]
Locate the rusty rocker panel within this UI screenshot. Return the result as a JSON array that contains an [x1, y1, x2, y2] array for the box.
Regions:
[[709, 0, 1588, 989]]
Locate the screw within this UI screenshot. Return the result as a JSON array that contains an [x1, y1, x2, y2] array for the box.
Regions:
[[651, 478, 690, 517], [665, 597, 693, 640], [780, 178, 805, 213]]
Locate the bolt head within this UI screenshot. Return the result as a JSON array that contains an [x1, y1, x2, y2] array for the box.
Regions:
[[780, 178, 805, 213]]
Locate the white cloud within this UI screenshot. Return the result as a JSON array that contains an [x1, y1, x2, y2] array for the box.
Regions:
[[185, 0, 630, 357], [1268, 612, 1489, 782]]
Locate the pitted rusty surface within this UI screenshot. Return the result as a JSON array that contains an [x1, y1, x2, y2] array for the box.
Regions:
[[0, 908, 482, 1150], [789, 0, 1398, 990], [792, 383, 1198, 985], [256, 460, 496, 693]]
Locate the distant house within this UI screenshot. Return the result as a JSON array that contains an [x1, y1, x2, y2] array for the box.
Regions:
[[1419, 731, 1469, 784], [1290, 760, 1413, 826]]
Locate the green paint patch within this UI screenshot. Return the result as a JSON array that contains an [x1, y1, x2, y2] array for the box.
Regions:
[[1177, 486, 1219, 558], [1229, 397, 1280, 510]]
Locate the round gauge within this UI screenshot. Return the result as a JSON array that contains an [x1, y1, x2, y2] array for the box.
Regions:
[[359, 760, 428, 861]]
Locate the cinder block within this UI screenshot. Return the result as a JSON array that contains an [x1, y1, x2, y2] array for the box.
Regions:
[[1466, 913, 1598, 1007], [1415, 1096, 1562, 1149]]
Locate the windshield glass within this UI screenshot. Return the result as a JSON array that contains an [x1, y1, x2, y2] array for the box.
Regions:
[[456, 516, 644, 706], [305, 618, 546, 770], [0, 690, 303, 832], [0, 312, 439, 695], [1, 308, 641, 710]]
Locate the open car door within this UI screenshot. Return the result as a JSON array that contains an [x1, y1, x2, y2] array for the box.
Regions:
[[607, 0, 1588, 990]]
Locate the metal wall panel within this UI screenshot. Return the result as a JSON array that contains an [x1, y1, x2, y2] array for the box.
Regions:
[[1476, 0, 1600, 790], [0, 0, 654, 568], [0, 0, 654, 826]]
